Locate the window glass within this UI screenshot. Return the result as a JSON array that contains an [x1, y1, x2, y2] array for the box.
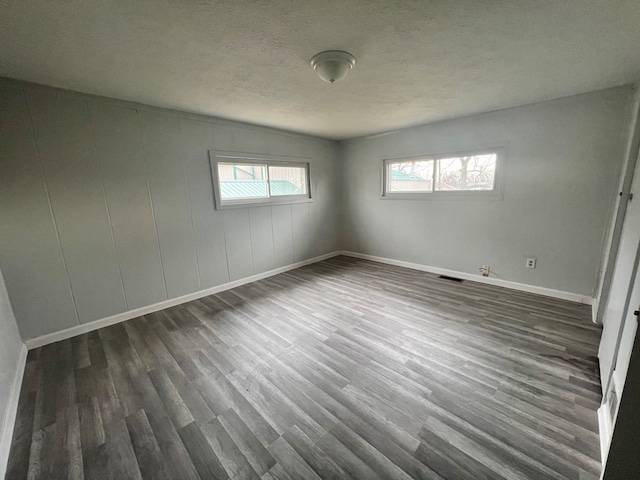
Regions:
[[217, 163, 268, 199], [435, 154, 497, 191], [387, 160, 434, 193], [268, 165, 307, 196], [383, 151, 500, 198], [212, 156, 311, 208]]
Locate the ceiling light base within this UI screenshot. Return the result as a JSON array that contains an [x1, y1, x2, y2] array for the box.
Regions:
[[310, 50, 356, 84]]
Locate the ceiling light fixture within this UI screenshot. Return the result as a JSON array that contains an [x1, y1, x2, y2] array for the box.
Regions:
[[310, 50, 356, 84]]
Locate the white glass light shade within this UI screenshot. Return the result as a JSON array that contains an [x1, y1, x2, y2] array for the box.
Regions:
[[310, 51, 356, 84]]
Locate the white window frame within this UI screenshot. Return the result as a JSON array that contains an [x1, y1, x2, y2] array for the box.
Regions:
[[381, 147, 506, 200], [210, 151, 312, 209]]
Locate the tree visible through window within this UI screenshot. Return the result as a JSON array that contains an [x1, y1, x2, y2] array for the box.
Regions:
[[384, 151, 499, 196], [436, 154, 496, 191], [388, 160, 434, 192]]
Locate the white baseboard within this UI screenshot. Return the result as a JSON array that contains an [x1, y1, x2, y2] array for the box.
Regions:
[[340, 251, 594, 305], [24, 249, 593, 349], [598, 403, 612, 467], [25, 251, 341, 350], [0, 343, 28, 479]]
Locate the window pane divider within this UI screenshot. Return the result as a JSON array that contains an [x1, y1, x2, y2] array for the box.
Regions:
[[265, 163, 272, 199], [432, 158, 437, 192]]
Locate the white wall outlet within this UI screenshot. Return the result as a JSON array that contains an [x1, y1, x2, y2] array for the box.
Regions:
[[526, 258, 537, 269], [480, 265, 490, 276]]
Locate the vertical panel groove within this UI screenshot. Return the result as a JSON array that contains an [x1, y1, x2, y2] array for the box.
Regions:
[[213, 127, 233, 282], [270, 207, 276, 258], [220, 212, 232, 282], [178, 119, 203, 290], [289, 204, 296, 262], [85, 99, 129, 310], [22, 88, 81, 327], [135, 108, 169, 300], [246, 208, 256, 275]]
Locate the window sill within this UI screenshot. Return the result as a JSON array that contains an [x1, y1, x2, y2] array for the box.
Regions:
[[215, 196, 314, 210], [380, 191, 503, 201]]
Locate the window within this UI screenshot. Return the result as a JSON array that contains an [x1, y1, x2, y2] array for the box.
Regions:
[[382, 149, 503, 199], [387, 159, 434, 193], [210, 152, 311, 208]]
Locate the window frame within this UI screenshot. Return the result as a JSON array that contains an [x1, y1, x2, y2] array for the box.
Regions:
[[210, 151, 312, 209], [381, 147, 506, 200]]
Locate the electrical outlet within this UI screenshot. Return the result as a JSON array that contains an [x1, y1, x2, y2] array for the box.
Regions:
[[480, 265, 490, 277], [526, 258, 536, 269]]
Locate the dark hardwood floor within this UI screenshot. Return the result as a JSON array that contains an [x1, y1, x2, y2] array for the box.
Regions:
[[5, 256, 603, 480]]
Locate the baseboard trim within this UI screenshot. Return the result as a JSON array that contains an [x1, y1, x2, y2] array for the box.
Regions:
[[598, 403, 612, 466], [25, 251, 341, 350], [340, 251, 594, 305], [0, 343, 28, 479], [24, 249, 593, 348]]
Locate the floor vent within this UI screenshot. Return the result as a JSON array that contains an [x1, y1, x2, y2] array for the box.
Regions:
[[438, 275, 464, 283]]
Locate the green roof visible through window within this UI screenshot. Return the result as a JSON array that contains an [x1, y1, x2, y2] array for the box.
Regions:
[[391, 170, 423, 181], [212, 154, 311, 208], [220, 180, 301, 199]]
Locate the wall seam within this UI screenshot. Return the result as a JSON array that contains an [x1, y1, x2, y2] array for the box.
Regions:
[[85, 99, 129, 310], [177, 118, 203, 290], [135, 109, 169, 300], [270, 206, 276, 264], [290, 205, 297, 263], [220, 212, 232, 281], [210, 124, 231, 284], [246, 208, 256, 275], [22, 87, 81, 327]]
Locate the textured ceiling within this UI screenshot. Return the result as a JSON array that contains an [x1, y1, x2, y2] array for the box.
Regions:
[[2, 1, 640, 140]]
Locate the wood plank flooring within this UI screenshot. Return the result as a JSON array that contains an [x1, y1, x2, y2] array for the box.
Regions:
[[5, 256, 603, 480]]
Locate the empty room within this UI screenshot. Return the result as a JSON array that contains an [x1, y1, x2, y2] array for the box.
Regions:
[[2, 1, 640, 479]]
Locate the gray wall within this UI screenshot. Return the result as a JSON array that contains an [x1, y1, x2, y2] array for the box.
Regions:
[[0, 267, 23, 477], [0, 78, 633, 342], [340, 87, 633, 297], [0, 79, 340, 340]]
